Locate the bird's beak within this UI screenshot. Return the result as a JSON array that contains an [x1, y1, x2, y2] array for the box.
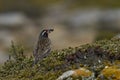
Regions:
[[48, 29, 54, 33]]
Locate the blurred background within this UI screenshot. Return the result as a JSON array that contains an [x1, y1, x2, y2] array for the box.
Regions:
[[0, 0, 120, 63]]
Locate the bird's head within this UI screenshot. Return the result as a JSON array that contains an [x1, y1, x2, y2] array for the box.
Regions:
[[40, 29, 54, 38]]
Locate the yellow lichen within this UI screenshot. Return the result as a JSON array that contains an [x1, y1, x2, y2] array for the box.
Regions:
[[73, 68, 92, 77], [101, 66, 120, 80], [114, 60, 120, 65]]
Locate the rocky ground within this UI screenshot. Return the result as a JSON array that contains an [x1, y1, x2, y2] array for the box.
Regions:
[[0, 39, 120, 80]]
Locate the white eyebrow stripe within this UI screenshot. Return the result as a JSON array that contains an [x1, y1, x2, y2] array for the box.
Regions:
[[41, 31, 46, 36]]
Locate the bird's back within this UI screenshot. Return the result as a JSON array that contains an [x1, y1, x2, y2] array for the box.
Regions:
[[33, 37, 51, 63], [37, 37, 51, 54]]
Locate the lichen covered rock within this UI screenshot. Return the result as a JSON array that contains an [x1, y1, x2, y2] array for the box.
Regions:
[[98, 66, 120, 80], [57, 68, 94, 80]]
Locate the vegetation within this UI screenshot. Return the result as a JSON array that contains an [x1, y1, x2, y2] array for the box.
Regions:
[[0, 39, 120, 80]]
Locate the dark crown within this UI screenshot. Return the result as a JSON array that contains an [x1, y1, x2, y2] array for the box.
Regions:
[[40, 29, 54, 38]]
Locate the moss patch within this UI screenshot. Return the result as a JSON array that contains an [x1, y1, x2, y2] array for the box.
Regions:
[[0, 39, 120, 79]]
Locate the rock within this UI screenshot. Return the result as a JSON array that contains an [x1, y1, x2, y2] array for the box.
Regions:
[[57, 68, 94, 80], [57, 70, 74, 80]]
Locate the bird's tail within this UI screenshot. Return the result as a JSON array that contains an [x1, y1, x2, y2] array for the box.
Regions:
[[32, 49, 38, 66]]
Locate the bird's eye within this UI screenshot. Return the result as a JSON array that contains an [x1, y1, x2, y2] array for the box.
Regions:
[[41, 30, 47, 36]]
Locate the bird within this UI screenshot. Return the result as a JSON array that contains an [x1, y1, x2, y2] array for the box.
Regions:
[[33, 29, 54, 64]]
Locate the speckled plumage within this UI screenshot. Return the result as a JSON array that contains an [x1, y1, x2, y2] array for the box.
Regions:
[[33, 29, 53, 64]]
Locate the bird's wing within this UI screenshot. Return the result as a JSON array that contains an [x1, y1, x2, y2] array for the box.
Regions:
[[33, 38, 51, 62], [38, 47, 51, 59]]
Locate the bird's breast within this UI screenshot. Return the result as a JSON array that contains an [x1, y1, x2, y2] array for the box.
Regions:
[[38, 38, 51, 50]]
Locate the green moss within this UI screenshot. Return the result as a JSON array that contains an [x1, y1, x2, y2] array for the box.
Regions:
[[0, 39, 120, 79]]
